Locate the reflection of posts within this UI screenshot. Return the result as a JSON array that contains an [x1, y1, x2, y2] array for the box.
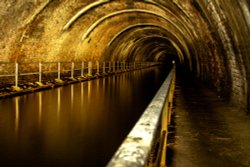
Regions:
[[38, 92, 42, 127], [81, 82, 84, 109], [88, 61, 93, 77], [57, 88, 61, 119], [15, 97, 19, 134], [87, 81, 91, 103], [71, 85, 74, 111]]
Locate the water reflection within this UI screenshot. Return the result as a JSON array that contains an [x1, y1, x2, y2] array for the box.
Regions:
[[38, 92, 42, 127], [81, 82, 84, 110], [0, 65, 170, 167], [88, 80, 91, 104], [57, 88, 61, 120], [71, 84, 74, 111], [15, 97, 19, 135]]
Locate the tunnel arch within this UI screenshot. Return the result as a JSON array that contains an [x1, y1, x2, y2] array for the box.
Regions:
[[103, 23, 188, 65], [107, 25, 186, 63], [61, 0, 201, 72]]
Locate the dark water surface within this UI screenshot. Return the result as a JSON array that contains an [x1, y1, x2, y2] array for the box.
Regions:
[[0, 66, 170, 167]]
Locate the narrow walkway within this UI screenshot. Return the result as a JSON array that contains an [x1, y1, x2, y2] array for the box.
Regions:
[[170, 75, 250, 167]]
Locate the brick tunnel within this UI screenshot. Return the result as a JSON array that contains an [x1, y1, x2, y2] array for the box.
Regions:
[[0, 0, 250, 167]]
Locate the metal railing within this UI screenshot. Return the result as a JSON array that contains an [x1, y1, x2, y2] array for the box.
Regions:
[[106, 67, 176, 167], [0, 61, 161, 88]]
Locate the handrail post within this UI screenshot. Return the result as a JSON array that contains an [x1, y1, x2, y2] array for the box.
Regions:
[[96, 61, 100, 75], [58, 62, 61, 80], [15, 62, 19, 87], [122, 61, 125, 71], [113, 61, 116, 73], [117, 61, 119, 72], [88, 61, 93, 77], [81, 61, 84, 77], [55, 62, 63, 83], [71, 62, 74, 79], [103, 62, 106, 74], [36, 62, 45, 86], [12, 62, 22, 91], [39, 62, 42, 83], [108, 62, 111, 73]]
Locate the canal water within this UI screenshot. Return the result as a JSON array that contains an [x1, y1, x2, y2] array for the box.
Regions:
[[0, 65, 171, 167]]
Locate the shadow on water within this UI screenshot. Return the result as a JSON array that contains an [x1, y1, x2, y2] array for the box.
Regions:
[[0, 65, 171, 167]]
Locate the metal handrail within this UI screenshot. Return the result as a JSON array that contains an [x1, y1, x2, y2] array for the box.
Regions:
[[106, 67, 175, 167], [0, 61, 162, 88]]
